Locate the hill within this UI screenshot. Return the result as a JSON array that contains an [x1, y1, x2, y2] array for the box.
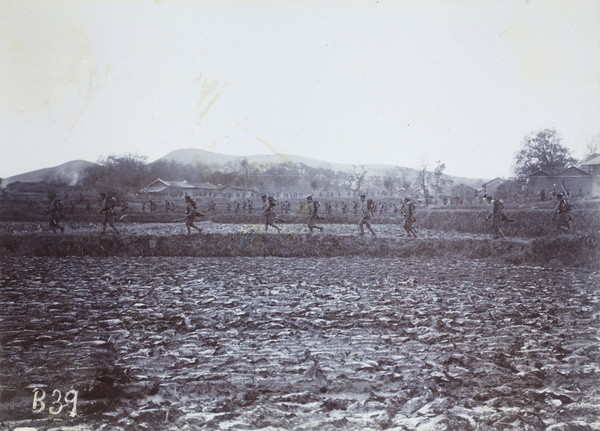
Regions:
[[1, 160, 96, 188], [1, 149, 487, 191], [159, 148, 486, 188]]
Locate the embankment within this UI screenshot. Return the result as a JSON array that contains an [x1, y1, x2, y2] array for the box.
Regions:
[[1, 232, 597, 268]]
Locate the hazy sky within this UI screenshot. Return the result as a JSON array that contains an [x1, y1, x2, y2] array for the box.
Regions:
[[1, 0, 599, 179]]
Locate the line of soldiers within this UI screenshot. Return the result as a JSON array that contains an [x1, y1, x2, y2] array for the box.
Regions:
[[48, 189, 574, 237], [482, 191, 574, 238]]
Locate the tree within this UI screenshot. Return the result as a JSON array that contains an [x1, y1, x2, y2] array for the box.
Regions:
[[383, 168, 400, 196], [433, 161, 446, 196], [345, 165, 368, 194], [85, 153, 151, 196], [513, 128, 577, 181], [418, 162, 432, 204], [583, 133, 600, 163]]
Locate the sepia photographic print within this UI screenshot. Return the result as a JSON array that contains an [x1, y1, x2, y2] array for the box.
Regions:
[[1, 1, 599, 430]]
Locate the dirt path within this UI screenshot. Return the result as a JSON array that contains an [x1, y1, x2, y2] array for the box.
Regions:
[[1, 257, 598, 430], [0, 221, 529, 242]]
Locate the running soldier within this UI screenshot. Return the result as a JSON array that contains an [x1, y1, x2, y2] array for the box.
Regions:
[[98, 193, 120, 235], [184, 195, 203, 234], [401, 197, 417, 237], [263, 196, 281, 232], [306, 196, 324, 233], [358, 194, 376, 236], [552, 193, 573, 232], [485, 196, 513, 239]]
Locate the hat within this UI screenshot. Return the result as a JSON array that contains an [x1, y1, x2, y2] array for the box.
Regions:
[[360, 194, 366, 198], [261, 194, 267, 198], [99, 192, 107, 196], [306, 195, 313, 200]]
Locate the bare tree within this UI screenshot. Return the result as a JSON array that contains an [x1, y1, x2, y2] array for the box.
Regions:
[[583, 134, 600, 162], [348, 165, 368, 193], [418, 162, 432, 204]]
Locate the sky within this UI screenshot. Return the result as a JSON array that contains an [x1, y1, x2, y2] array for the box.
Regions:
[[1, 0, 599, 180]]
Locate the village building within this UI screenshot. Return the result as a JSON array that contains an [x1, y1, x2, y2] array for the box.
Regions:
[[528, 166, 598, 198], [581, 155, 600, 176], [139, 178, 219, 198], [451, 183, 478, 204], [216, 185, 261, 199], [481, 177, 505, 198]]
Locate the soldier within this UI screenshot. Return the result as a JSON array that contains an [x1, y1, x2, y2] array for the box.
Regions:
[[552, 193, 573, 232], [184, 195, 203, 234], [98, 193, 119, 235], [263, 196, 281, 232], [358, 194, 376, 236], [401, 197, 417, 237], [306, 196, 324, 233], [485, 196, 513, 239]]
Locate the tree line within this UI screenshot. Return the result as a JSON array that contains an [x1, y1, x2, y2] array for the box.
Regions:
[[81, 127, 598, 200], [82, 155, 419, 198]]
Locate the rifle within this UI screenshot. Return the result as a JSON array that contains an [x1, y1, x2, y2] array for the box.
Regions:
[[174, 211, 205, 222], [560, 179, 568, 196], [113, 213, 129, 222]]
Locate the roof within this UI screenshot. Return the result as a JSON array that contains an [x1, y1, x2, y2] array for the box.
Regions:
[[529, 170, 550, 177], [140, 178, 218, 193], [452, 183, 477, 192], [166, 180, 198, 189], [482, 177, 505, 186], [554, 166, 591, 177], [581, 155, 600, 166]]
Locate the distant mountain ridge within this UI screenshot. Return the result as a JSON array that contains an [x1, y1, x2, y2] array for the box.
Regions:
[[2, 160, 96, 188], [2, 149, 486, 189]]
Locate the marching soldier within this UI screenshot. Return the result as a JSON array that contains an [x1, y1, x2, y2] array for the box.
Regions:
[[184, 195, 203, 234], [306, 196, 324, 233], [358, 194, 376, 236], [263, 196, 281, 232], [98, 193, 120, 235], [401, 197, 417, 237]]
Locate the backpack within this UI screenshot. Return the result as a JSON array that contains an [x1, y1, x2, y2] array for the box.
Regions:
[[562, 198, 572, 212]]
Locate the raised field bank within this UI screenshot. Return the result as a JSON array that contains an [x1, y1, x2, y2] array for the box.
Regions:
[[1, 200, 599, 430]]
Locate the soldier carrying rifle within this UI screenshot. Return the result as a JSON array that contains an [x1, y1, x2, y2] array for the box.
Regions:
[[484, 195, 513, 239], [400, 197, 417, 238], [98, 192, 120, 235], [306, 195, 324, 233], [264, 196, 282, 232], [181, 194, 203, 235], [358, 194, 376, 236]]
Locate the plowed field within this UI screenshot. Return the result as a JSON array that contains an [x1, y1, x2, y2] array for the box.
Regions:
[[1, 256, 599, 430]]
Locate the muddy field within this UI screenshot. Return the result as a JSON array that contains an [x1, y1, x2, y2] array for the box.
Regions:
[[1, 255, 599, 430]]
